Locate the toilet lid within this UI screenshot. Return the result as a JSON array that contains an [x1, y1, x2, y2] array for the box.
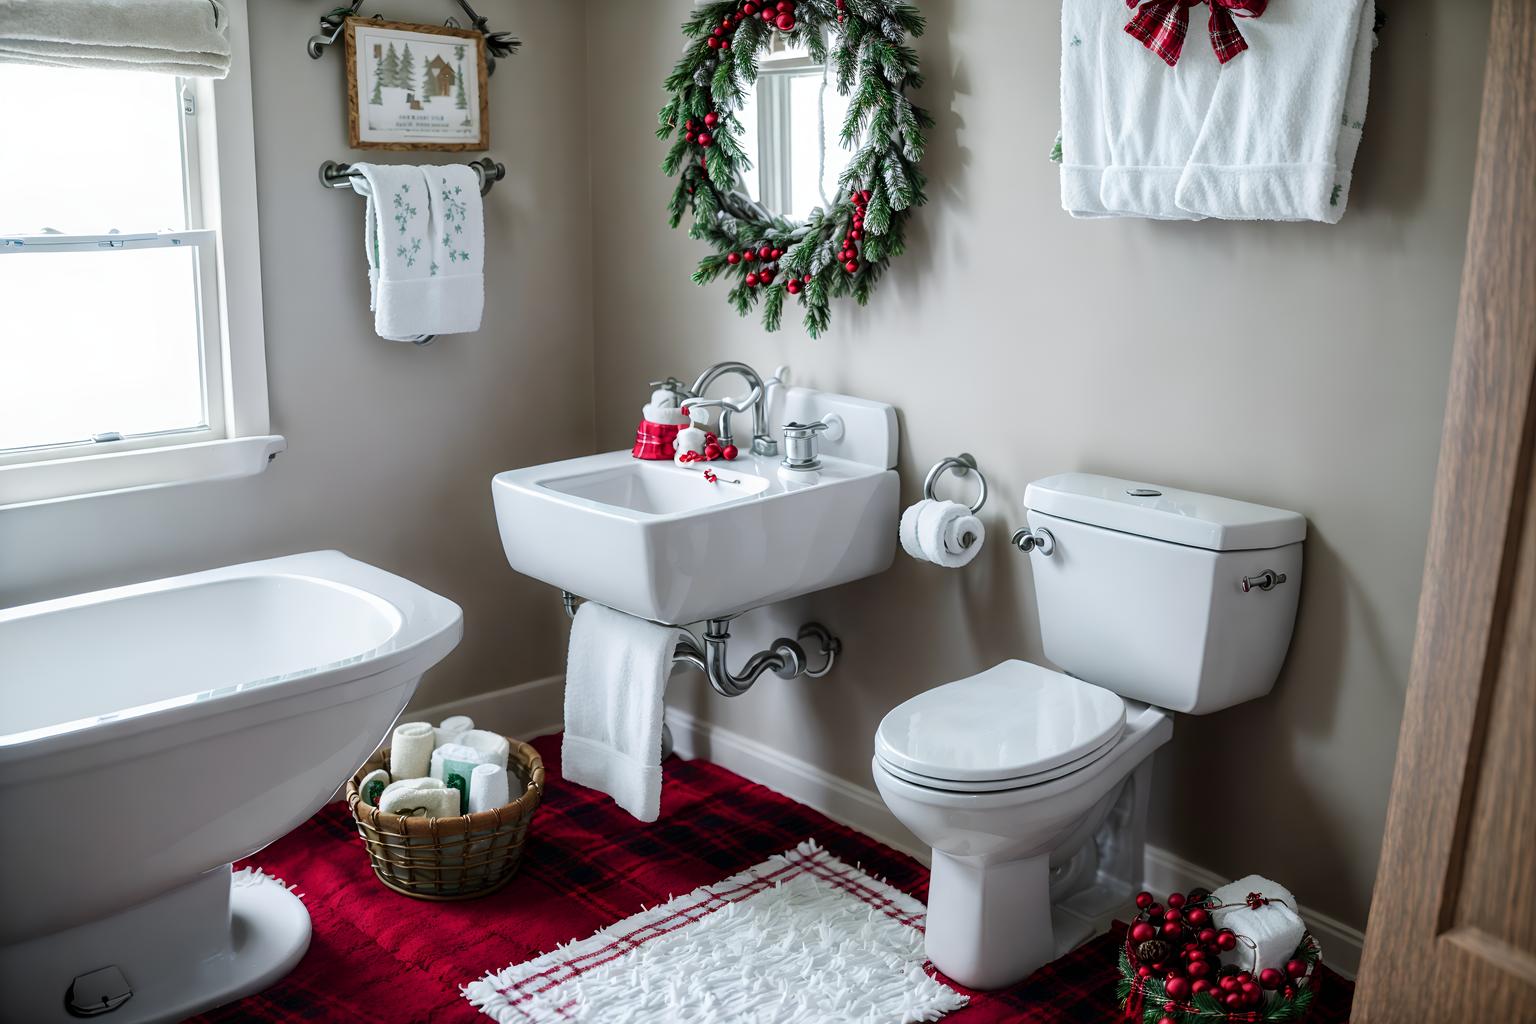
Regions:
[[875, 660, 1126, 784]]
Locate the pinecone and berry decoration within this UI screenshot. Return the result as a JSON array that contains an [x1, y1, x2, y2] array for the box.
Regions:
[[1117, 875, 1323, 1022]]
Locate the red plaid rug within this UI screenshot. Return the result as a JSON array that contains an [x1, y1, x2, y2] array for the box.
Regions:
[[190, 734, 1355, 1023]]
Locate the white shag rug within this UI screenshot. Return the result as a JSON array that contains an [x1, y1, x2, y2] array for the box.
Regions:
[[463, 839, 967, 1024]]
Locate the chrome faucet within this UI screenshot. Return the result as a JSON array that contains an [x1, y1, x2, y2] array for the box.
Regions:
[[680, 361, 777, 457]]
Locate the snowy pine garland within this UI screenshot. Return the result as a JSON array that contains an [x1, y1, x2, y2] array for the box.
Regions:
[[658, 0, 930, 338]]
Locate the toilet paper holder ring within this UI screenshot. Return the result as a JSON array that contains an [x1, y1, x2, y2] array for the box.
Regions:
[[923, 453, 988, 515]]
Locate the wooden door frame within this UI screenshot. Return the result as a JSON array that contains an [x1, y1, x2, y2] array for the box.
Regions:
[[1353, 0, 1536, 1017]]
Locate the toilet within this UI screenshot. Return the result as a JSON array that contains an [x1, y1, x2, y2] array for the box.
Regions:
[[873, 473, 1305, 990]]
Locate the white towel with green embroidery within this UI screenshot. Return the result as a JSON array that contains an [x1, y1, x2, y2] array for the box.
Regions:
[[354, 163, 483, 340], [1174, 0, 1376, 223], [420, 164, 484, 334]]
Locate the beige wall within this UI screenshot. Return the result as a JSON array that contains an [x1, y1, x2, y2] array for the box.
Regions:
[[0, 2, 595, 708], [586, 0, 1490, 931]]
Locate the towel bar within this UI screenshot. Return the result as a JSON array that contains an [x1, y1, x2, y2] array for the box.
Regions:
[[319, 157, 505, 197]]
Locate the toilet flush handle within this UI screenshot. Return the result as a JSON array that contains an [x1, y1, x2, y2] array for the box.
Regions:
[[1010, 526, 1055, 556], [1241, 569, 1287, 593]]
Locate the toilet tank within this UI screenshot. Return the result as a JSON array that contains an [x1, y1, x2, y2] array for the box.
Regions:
[[1023, 473, 1305, 715]]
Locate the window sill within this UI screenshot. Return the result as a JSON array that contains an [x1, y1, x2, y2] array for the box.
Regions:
[[0, 435, 286, 510]]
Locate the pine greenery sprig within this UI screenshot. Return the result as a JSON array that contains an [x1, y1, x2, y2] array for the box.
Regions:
[[658, 0, 928, 338]]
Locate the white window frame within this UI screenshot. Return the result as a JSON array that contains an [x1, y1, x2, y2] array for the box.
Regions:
[[0, 0, 281, 510]]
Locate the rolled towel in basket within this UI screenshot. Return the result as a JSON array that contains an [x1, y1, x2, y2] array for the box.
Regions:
[[378, 777, 459, 819], [435, 714, 475, 748], [468, 763, 511, 814], [389, 721, 434, 780], [431, 742, 489, 814], [458, 729, 510, 771], [358, 768, 391, 807]]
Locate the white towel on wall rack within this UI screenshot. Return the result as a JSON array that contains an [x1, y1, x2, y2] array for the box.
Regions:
[[1174, 0, 1376, 223], [1060, 0, 1376, 223], [352, 163, 484, 341]]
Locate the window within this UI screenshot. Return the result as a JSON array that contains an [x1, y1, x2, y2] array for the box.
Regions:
[[0, 0, 277, 508], [738, 42, 855, 222]]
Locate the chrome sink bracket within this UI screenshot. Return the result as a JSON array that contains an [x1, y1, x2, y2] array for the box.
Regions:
[[559, 591, 840, 696]]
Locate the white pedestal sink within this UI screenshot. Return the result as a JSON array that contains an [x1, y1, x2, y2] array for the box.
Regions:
[[491, 384, 899, 625]]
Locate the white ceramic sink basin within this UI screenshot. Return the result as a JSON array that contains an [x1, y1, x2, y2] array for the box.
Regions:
[[540, 459, 770, 515], [492, 384, 899, 624]]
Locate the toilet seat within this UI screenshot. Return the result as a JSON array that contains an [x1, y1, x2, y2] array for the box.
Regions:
[[874, 660, 1125, 791], [876, 726, 1124, 793]]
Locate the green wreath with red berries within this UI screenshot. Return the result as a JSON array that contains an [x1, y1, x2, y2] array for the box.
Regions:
[[658, 0, 930, 338]]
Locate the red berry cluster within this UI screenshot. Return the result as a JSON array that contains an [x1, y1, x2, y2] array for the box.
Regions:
[[707, 0, 798, 49], [679, 431, 739, 463], [684, 110, 721, 149], [840, 189, 871, 274], [1129, 889, 1308, 1018], [725, 243, 784, 289]]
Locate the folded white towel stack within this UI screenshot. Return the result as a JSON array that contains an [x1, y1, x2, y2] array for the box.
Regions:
[[1210, 874, 1306, 976], [389, 721, 434, 781], [562, 602, 680, 822], [1060, 0, 1375, 223], [378, 777, 459, 819], [0, 0, 231, 78], [900, 499, 984, 568], [1176, 0, 1376, 223], [458, 729, 510, 771], [435, 714, 475, 748], [352, 163, 484, 341], [468, 763, 511, 814], [358, 768, 391, 807]]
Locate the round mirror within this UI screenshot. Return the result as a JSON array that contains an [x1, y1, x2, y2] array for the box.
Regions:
[[659, 1, 930, 338], [736, 37, 855, 222]]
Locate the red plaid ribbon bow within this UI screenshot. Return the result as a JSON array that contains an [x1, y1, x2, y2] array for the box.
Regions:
[[1125, 0, 1269, 67]]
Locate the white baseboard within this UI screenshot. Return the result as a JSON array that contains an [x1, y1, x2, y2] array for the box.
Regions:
[[440, 682, 1364, 979]]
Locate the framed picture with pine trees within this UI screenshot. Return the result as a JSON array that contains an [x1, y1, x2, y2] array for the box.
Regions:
[[344, 17, 488, 151]]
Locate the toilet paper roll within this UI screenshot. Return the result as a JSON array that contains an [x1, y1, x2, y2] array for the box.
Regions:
[[389, 722, 434, 781], [900, 499, 984, 568], [431, 742, 488, 813], [458, 729, 510, 771], [358, 768, 391, 807], [467, 763, 511, 814], [434, 714, 475, 748]]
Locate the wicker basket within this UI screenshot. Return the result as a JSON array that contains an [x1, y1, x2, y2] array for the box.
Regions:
[[344, 736, 544, 900]]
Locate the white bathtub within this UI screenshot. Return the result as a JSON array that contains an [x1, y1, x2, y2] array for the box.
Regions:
[[0, 551, 462, 1023]]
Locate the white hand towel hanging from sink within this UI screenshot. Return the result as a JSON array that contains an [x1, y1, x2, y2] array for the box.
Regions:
[[562, 602, 682, 823], [352, 163, 483, 341]]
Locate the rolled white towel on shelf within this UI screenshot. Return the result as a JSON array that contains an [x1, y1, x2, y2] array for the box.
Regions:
[[435, 714, 475, 748], [389, 722, 434, 781], [358, 768, 391, 807], [468, 763, 511, 814], [458, 729, 510, 771], [431, 743, 489, 813], [378, 777, 459, 819], [1210, 874, 1306, 976]]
